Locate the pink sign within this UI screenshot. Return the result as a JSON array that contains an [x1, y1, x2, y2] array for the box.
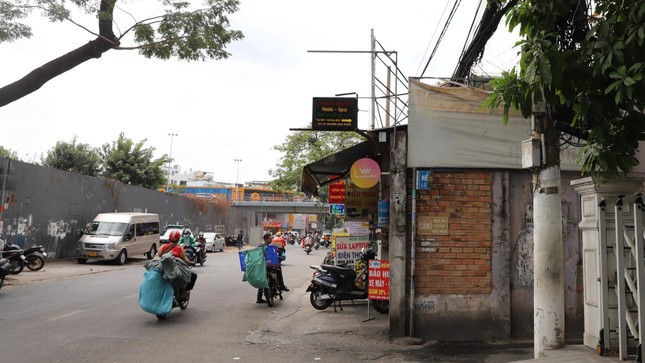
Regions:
[[350, 158, 380, 188]]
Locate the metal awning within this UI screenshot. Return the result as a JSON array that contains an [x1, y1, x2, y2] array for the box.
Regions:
[[300, 140, 375, 197]]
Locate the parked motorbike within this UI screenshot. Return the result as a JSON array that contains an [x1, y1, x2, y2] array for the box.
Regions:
[[1, 241, 26, 274], [306, 248, 389, 314], [23, 245, 47, 271], [0, 258, 12, 290]]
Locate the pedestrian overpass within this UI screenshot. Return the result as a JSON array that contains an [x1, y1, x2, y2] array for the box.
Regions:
[[231, 200, 329, 214]]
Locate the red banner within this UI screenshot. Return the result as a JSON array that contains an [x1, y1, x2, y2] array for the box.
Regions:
[[328, 178, 346, 204], [368, 259, 390, 300]]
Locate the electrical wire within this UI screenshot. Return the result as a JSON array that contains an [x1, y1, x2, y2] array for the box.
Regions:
[[420, 0, 463, 78]]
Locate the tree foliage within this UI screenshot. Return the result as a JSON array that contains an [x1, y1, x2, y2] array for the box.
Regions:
[[100, 132, 168, 189], [269, 129, 363, 199], [0, 0, 243, 107], [42, 137, 102, 176], [0, 145, 19, 159], [485, 0, 645, 178]]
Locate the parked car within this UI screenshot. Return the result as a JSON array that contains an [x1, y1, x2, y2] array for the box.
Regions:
[[203, 232, 225, 252], [160, 225, 192, 245]]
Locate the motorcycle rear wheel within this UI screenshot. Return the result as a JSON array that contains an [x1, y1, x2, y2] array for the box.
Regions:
[[179, 290, 190, 310], [25, 254, 45, 271], [264, 288, 274, 307], [372, 300, 389, 314], [309, 288, 333, 310], [9, 259, 24, 274]]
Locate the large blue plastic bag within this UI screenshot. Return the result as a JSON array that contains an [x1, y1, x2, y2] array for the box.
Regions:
[[139, 269, 174, 315], [242, 247, 268, 289]]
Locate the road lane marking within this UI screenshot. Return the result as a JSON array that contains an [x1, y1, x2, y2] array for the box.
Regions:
[[48, 309, 86, 321]]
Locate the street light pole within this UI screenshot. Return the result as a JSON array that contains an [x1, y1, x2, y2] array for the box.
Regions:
[[234, 159, 242, 201], [166, 133, 178, 192]]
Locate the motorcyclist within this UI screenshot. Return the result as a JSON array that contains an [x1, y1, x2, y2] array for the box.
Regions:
[[304, 234, 313, 249], [195, 232, 207, 260], [257, 232, 289, 303], [271, 231, 287, 262], [156, 230, 196, 298], [179, 229, 197, 261]]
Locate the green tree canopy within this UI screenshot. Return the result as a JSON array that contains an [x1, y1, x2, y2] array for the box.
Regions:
[[42, 137, 102, 176], [0, 0, 243, 107], [485, 0, 645, 178], [0, 146, 19, 159], [101, 132, 168, 189], [269, 129, 363, 200]]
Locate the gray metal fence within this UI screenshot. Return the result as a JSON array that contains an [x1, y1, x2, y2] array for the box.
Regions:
[[0, 157, 234, 259]]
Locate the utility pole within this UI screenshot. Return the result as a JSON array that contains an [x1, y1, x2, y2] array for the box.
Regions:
[[166, 133, 178, 193], [234, 159, 242, 201], [531, 107, 565, 357]]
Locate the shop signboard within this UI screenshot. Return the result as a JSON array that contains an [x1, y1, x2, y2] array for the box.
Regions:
[[334, 235, 370, 265], [368, 259, 390, 300]]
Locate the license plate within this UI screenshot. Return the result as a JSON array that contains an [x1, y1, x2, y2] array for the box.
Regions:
[[88, 251, 98, 257], [42, 252, 48, 257]]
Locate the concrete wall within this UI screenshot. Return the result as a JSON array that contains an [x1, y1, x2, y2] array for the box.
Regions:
[[0, 158, 235, 259]]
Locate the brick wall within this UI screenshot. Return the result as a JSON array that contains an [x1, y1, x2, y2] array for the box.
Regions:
[[415, 171, 493, 294]]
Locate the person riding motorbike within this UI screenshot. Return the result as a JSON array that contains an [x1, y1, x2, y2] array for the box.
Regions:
[[179, 230, 197, 261], [271, 231, 287, 262], [304, 234, 313, 248], [156, 230, 196, 297], [257, 232, 289, 303], [195, 232, 207, 261]]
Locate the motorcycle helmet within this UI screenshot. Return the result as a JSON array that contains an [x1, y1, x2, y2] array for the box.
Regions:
[[182, 229, 191, 236], [169, 230, 181, 243], [275, 232, 281, 236], [198, 232, 204, 237]]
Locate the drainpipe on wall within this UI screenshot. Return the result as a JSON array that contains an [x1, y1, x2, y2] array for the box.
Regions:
[[410, 167, 417, 336]]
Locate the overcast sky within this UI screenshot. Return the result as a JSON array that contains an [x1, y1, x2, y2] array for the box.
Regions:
[[0, 0, 519, 184]]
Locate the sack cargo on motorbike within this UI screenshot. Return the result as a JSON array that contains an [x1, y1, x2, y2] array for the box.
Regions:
[[139, 268, 174, 316], [76, 213, 160, 265]]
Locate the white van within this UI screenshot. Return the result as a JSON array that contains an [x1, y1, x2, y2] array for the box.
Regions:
[[76, 213, 160, 265]]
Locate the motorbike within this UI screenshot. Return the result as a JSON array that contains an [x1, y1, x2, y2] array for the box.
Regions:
[[306, 248, 389, 314], [184, 244, 205, 266], [1, 241, 26, 274], [156, 287, 190, 320], [23, 245, 47, 271], [260, 264, 285, 307], [314, 240, 320, 250], [304, 243, 312, 255], [0, 258, 12, 290]]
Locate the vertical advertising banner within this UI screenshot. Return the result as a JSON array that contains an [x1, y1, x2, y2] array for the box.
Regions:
[[368, 259, 390, 300], [328, 178, 346, 204]]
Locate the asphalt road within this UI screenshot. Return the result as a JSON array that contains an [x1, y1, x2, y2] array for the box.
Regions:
[[1, 245, 537, 362]]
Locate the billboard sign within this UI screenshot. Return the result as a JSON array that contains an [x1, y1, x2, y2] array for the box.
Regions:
[[312, 97, 358, 131]]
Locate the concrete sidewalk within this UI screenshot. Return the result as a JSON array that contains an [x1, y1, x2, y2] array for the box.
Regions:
[[512, 345, 620, 362]]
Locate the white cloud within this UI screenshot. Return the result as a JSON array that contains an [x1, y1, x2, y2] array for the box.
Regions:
[[0, 0, 518, 182]]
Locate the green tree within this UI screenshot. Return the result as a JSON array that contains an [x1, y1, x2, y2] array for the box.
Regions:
[[42, 137, 102, 176], [0, 0, 243, 107], [269, 129, 363, 200], [101, 132, 168, 189], [485, 0, 645, 179], [0, 146, 19, 159]]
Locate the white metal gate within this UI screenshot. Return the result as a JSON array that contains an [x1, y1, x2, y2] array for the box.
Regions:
[[598, 194, 645, 361]]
